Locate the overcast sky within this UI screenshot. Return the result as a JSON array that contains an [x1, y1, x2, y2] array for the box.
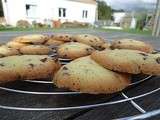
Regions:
[[103, 0, 157, 11]]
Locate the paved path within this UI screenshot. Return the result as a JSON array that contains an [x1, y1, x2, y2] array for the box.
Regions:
[[0, 28, 159, 48]]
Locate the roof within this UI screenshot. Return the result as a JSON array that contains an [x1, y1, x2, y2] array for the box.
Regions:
[[68, 0, 97, 5]]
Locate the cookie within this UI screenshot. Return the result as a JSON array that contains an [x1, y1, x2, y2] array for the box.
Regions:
[[91, 49, 160, 75], [57, 42, 95, 59], [51, 34, 73, 42], [45, 39, 64, 46], [0, 45, 20, 57], [72, 34, 107, 50], [54, 56, 131, 94], [0, 55, 61, 83], [20, 45, 52, 55], [111, 39, 153, 53], [13, 34, 49, 44], [7, 41, 29, 49]]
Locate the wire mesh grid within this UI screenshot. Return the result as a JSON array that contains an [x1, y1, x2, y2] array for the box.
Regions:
[[0, 56, 160, 120]]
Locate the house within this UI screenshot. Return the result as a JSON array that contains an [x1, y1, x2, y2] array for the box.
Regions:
[[113, 12, 126, 25], [120, 13, 137, 29], [1, 0, 97, 26], [112, 11, 137, 29]]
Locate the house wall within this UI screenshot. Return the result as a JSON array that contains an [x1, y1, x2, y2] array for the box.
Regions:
[[2, 0, 97, 26], [2, 0, 26, 25], [113, 12, 126, 24]]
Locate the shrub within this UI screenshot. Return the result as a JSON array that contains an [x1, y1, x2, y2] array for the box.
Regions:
[[32, 21, 50, 28], [61, 21, 89, 28], [0, 24, 5, 28], [16, 20, 31, 28]]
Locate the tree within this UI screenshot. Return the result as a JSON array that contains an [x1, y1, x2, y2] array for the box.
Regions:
[[97, 0, 112, 20], [135, 12, 147, 30], [0, 0, 4, 17]]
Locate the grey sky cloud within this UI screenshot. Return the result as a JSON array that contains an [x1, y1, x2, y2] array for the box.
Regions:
[[103, 0, 157, 11]]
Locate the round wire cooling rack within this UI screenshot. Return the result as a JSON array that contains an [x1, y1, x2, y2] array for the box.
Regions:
[[0, 57, 160, 119]]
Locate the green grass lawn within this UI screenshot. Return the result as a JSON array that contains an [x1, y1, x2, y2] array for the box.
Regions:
[[99, 28, 152, 35], [0, 27, 52, 31], [0, 27, 152, 35], [0, 27, 89, 32]]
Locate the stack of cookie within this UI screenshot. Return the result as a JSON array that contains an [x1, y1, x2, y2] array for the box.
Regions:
[[0, 34, 62, 84], [6, 34, 52, 55], [57, 34, 110, 60], [0, 33, 159, 95]]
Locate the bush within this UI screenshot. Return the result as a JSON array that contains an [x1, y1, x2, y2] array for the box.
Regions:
[[16, 20, 31, 28], [136, 20, 145, 30], [61, 21, 90, 28], [0, 24, 5, 28], [135, 12, 147, 30], [32, 21, 50, 28]]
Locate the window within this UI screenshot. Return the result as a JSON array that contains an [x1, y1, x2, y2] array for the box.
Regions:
[[26, 4, 37, 18], [59, 8, 66, 17], [82, 10, 88, 18]]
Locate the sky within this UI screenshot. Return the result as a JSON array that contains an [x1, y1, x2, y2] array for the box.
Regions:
[[103, 0, 157, 12]]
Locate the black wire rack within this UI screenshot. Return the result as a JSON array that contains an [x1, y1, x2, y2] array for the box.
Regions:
[[0, 56, 160, 120]]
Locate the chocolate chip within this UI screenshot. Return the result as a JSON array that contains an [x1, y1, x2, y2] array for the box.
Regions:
[[95, 46, 103, 50], [42, 39, 48, 44], [0, 54, 5, 57], [0, 63, 4, 66], [139, 53, 148, 56], [65, 35, 69, 38], [63, 54, 67, 58], [73, 39, 77, 42], [143, 57, 147, 60], [17, 49, 23, 55], [17, 75, 22, 80], [86, 48, 93, 53], [60, 36, 63, 38], [156, 57, 160, 64], [118, 41, 121, 44], [89, 40, 93, 42], [40, 58, 48, 62], [63, 66, 68, 70], [84, 35, 88, 37], [29, 63, 34, 68], [27, 42, 34, 45], [69, 37, 72, 40], [98, 46, 102, 48]]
